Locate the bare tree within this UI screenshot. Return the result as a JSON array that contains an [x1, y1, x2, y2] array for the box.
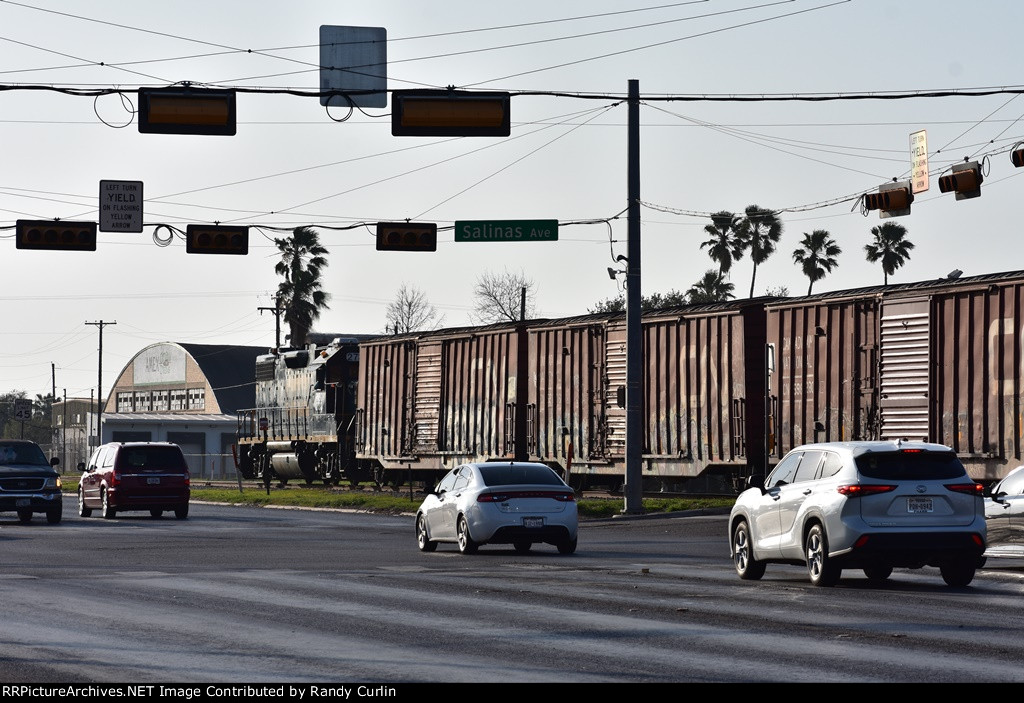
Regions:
[[385, 283, 444, 334], [472, 269, 537, 324]]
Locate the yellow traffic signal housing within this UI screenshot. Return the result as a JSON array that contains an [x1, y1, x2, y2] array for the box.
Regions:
[[138, 87, 237, 136], [186, 225, 249, 255], [376, 222, 437, 251], [16, 220, 97, 251], [938, 161, 982, 200], [864, 182, 913, 218], [391, 90, 510, 137]]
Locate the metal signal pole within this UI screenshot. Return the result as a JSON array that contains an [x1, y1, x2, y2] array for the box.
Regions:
[[623, 79, 643, 515], [86, 320, 115, 449]]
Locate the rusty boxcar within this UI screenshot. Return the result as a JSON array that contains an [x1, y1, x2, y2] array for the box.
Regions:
[[354, 299, 770, 491], [766, 270, 1024, 483]]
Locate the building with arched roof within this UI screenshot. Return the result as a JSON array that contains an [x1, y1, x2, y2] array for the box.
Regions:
[[98, 342, 267, 478]]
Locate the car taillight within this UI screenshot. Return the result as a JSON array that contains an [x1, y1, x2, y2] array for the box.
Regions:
[[837, 483, 897, 497], [111, 469, 121, 487], [945, 482, 984, 495], [478, 490, 576, 502], [184, 470, 190, 487]]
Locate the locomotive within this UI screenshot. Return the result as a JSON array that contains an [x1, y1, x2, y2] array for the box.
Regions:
[[236, 268, 1024, 491]]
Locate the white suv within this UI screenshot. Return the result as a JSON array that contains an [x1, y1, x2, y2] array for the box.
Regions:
[[729, 441, 986, 587]]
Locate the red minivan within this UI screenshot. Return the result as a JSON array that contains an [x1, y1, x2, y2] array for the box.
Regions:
[[79, 442, 190, 519]]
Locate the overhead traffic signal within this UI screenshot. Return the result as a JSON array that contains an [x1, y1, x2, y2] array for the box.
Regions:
[[864, 182, 913, 218], [16, 220, 97, 251], [391, 90, 510, 137], [138, 87, 237, 136], [1011, 144, 1024, 168], [185, 225, 249, 254], [376, 222, 437, 252], [938, 161, 983, 200]]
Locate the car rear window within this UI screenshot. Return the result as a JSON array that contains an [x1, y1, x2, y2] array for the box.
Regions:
[[116, 446, 187, 471], [479, 465, 564, 487], [855, 451, 966, 480]]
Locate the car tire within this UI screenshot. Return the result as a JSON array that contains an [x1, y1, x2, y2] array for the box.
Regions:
[[457, 515, 478, 555], [732, 520, 766, 580], [863, 565, 893, 581], [150, 509, 163, 518], [513, 540, 532, 554], [556, 537, 577, 555], [78, 489, 92, 518], [416, 514, 437, 552], [174, 504, 189, 520], [46, 504, 62, 525], [806, 524, 841, 587], [940, 561, 976, 587], [101, 488, 116, 519], [17, 509, 32, 524]]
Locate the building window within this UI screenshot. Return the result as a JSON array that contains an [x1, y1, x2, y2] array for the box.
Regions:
[[153, 391, 169, 411], [134, 391, 152, 412], [188, 388, 205, 410], [117, 392, 133, 412], [170, 389, 187, 411]]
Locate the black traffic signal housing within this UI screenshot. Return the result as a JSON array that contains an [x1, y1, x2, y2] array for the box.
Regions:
[[864, 182, 913, 218], [1011, 144, 1024, 168], [138, 87, 237, 136], [938, 161, 983, 200], [391, 90, 510, 137], [376, 222, 437, 252], [186, 225, 249, 254], [16, 220, 97, 251]]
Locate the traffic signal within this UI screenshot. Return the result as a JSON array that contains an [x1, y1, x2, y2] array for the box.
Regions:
[[376, 222, 437, 252], [16, 220, 97, 251], [938, 161, 983, 200], [864, 182, 913, 218], [138, 87, 237, 136], [186, 225, 249, 254], [1012, 144, 1024, 168], [391, 90, 510, 137]]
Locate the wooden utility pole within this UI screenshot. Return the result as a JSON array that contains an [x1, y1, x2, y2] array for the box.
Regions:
[[258, 295, 284, 352]]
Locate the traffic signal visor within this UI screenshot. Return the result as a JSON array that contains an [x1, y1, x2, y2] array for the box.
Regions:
[[864, 187, 911, 212], [938, 162, 982, 196]]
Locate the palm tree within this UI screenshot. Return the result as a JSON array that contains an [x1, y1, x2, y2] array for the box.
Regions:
[[864, 221, 915, 285], [274, 226, 330, 347], [700, 210, 744, 277], [738, 205, 783, 298], [687, 270, 736, 304], [792, 229, 842, 295]]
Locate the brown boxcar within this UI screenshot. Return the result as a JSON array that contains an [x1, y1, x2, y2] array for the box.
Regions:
[[766, 270, 1024, 483], [355, 299, 769, 491]]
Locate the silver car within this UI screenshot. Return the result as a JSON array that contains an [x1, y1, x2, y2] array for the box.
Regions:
[[729, 441, 986, 587], [984, 465, 1024, 557], [416, 462, 578, 555]]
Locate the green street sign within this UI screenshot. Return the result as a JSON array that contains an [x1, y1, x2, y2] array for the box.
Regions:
[[454, 219, 558, 242]]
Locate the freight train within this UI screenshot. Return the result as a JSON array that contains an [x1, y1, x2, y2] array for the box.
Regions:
[[236, 269, 1024, 492]]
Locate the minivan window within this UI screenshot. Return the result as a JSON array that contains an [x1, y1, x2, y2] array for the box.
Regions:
[[116, 446, 187, 471], [855, 451, 966, 480]]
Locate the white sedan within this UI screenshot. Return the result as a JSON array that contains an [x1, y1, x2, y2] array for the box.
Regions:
[[416, 462, 578, 555]]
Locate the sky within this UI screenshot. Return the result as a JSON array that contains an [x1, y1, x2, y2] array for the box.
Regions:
[[2, 0, 1024, 406]]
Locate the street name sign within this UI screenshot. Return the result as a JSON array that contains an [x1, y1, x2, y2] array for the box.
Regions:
[[454, 220, 558, 242]]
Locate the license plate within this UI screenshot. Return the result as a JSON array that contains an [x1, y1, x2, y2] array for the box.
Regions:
[[15, 498, 29, 507], [147, 477, 161, 485], [907, 497, 933, 513], [523, 517, 543, 528]]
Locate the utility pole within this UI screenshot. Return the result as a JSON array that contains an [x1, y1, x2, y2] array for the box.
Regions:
[[258, 295, 284, 352], [85, 320, 115, 449], [623, 79, 643, 515], [62, 388, 67, 470]]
